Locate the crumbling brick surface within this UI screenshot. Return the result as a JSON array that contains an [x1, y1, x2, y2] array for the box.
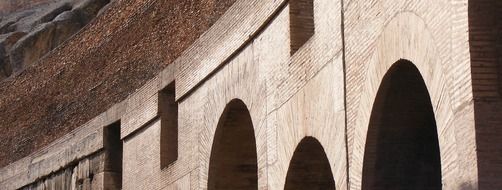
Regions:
[[0, 0, 235, 167]]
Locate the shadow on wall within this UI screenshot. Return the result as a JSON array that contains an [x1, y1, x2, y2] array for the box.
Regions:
[[468, 0, 502, 189]]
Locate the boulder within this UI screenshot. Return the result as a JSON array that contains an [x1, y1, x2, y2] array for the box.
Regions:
[[73, 0, 109, 24], [0, 31, 26, 78], [2, 0, 109, 76], [9, 22, 57, 72]]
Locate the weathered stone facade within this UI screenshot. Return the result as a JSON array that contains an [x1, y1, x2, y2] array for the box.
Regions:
[[0, 0, 500, 189]]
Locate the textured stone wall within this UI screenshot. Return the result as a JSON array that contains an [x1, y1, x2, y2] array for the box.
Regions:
[[0, 0, 498, 189], [20, 151, 106, 190], [344, 0, 479, 189], [0, 0, 236, 169]]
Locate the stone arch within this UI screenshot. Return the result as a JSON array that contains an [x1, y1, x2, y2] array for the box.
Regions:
[[468, 0, 502, 188], [350, 13, 478, 189], [207, 99, 258, 190], [361, 60, 441, 190], [284, 137, 335, 190]]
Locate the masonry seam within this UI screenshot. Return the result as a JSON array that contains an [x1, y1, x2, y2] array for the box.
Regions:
[[339, 0, 350, 189]]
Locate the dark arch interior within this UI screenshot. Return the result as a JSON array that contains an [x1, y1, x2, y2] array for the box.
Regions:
[[207, 99, 258, 190], [284, 137, 336, 190], [362, 60, 442, 190]]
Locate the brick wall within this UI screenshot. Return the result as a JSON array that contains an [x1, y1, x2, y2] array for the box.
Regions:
[[469, 0, 502, 189], [1, 0, 499, 190]]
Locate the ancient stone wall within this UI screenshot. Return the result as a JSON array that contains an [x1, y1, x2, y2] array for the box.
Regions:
[[0, 0, 236, 168], [20, 152, 105, 190], [0, 0, 499, 189]]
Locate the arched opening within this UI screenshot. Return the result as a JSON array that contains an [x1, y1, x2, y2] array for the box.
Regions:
[[284, 137, 335, 190], [362, 60, 442, 190], [207, 99, 258, 190]]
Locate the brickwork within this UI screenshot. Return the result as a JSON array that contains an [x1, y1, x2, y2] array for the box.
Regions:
[[0, 0, 499, 189], [468, 0, 502, 189], [344, 1, 478, 188], [21, 152, 106, 190]]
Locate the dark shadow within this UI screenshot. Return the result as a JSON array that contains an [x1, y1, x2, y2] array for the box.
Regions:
[[284, 137, 335, 190], [103, 121, 122, 189], [289, 0, 314, 55], [159, 82, 178, 168], [207, 99, 258, 190], [468, 0, 502, 189], [361, 60, 442, 190]]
